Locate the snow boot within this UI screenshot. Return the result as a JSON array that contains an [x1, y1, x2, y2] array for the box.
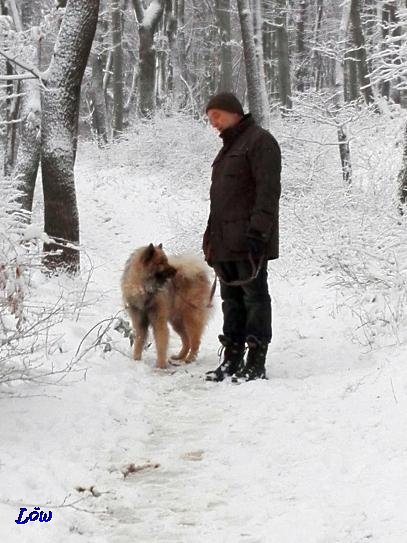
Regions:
[[231, 335, 268, 383], [205, 335, 245, 382]]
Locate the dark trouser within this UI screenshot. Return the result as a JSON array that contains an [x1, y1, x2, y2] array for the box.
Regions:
[[215, 260, 272, 345]]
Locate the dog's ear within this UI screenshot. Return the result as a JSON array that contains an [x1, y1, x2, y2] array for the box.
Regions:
[[158, 243, 163, 249], [143, 243, 155, 264]]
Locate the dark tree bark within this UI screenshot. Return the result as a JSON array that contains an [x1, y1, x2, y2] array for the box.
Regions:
[[41, 0, 100, 273], [90, 52, 108, 144], [275, 0, 292, 109], [312, 0, 323, 90], [13, 0, 42, 215], [295, 0, 307, 92], [398, 120, 407, 210], [237, 0, 269, 127], [111, 0, 123, 136], [216, 0, 233, 92], [335, 0, 352, 185], [348, 0, 375, 105], [133, 0, 165, 117], [167, 0, 188, 108]]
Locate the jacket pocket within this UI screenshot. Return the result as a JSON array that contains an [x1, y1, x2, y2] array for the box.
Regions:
[[222, 218, 249, 253]]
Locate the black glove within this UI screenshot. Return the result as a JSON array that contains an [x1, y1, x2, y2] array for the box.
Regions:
[[247, 230, 267, 258]]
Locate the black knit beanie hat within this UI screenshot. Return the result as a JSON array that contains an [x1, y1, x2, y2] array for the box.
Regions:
[[206, 92, 244, 116]]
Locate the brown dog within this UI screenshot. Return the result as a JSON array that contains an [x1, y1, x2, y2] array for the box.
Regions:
[[121, 244, 212, 369]]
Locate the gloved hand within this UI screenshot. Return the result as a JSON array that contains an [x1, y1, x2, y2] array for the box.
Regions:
[[247, 230, 267, 258]]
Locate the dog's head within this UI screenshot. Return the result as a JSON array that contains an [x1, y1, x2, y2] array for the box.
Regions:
[[141, 243, 177, 286]]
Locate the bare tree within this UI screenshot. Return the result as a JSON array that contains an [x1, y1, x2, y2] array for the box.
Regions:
[[167, 0, 187, 109], [312, 0, 324, 90], [335, 0, 352, 185], [12, 0, 42, 215], [132, 0, 165, 117], [89, 50, 108, 144], [398, 119, 407, 210], [295, 0, 307, 92], [236, 0, 269, 127], [348, 0, 375, 104], [216, 0, 233, 92], [41, 0, 100, 273], [275, 0, 292, 109], [111, 0, 123, 136]]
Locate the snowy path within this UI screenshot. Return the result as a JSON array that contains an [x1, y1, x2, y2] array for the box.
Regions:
[[1, 149, 407, 542]]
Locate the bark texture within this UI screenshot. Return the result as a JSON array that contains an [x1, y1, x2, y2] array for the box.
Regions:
[[41, 0, 100, 272]]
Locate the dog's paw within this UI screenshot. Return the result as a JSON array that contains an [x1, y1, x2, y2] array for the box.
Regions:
[[185, 353, 198, 364]]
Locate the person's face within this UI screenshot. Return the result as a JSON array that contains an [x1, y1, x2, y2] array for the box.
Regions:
[[207, 109, 242, 133]]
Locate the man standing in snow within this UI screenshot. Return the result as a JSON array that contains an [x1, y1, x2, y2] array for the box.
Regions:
[[203, 92, 281, 382]]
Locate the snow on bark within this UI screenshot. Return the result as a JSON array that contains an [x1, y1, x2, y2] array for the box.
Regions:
[[236, 0, 269, 127], [138, 0, 165, 117], [143, 0, 164, 30], [41, 0, 99, 273], [13, 78, 41, 215]]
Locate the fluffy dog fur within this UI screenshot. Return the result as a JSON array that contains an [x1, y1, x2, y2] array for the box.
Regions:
[[121, 244, 212, 369]]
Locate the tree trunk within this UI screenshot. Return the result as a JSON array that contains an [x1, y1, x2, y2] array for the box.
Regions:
[[252, 0, 269, 121], [216, 0, 233, 92], [90, 52, 108, 144], [13, 0, 42, 215], [111, 0, 123, 136], [13, 79, 41, 213], [399, 119, 407, 210], [348, 0, 375, 105], [335, 0, 352, 185], [295, 0, 307, 92], [312, 0, 323, 90], [135, 0, 165, 117], [236, 0, 269, 127], [275, 0, 292, 110], [41, 0, 99, 273]]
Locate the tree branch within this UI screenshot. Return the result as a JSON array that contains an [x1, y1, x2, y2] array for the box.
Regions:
[[6, 0, 23, 32], [131, 0, 145, 24], [0, 73, 37, 81], [0, 49, 42, 79]]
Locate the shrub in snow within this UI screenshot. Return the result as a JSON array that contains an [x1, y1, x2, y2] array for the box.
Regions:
[[279, 94, 407, 346], [0, 182, 82, 392]]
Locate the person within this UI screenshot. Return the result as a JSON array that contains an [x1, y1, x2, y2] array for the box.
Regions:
[[203, 92, 281, 382]]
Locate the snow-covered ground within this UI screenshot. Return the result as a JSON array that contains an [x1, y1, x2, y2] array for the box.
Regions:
[[1, 118, 407, 543]]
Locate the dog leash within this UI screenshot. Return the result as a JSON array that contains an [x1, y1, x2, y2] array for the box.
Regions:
[[212, 253, 265, 288]]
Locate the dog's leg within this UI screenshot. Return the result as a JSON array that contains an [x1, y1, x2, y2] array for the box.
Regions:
[[128, 307, 148, 361], [184, 313, 205, 363], [170, 318, 190, 361], [151, 316, 169, 369]]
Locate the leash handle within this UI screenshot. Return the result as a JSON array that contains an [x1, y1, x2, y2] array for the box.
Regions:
[[214, 253, 265, 287]]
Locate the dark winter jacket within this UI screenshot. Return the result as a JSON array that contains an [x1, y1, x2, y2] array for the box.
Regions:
[[203, 114, 281, 262]]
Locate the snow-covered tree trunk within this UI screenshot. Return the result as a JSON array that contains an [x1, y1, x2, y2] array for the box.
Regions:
[[216, 0, 233, 92], [348, 0, 375, 105], [295, 0, 307, 92], [236, 0, 269, 127], [133, 0, 165, 117], [90, 51, 108, 145], [41, 0, 99, 273], [167, 0, 187, 109], [13, 0, 42, 215], [335, 0, 352, 185], [275, 0, 292, 110], [111, 0, 123, 136], [252, 0, 269, 122], [398, 119, 407, 209], [312, 0, 323, 90]]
